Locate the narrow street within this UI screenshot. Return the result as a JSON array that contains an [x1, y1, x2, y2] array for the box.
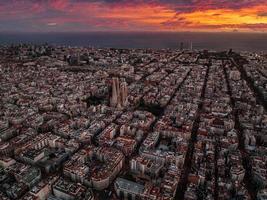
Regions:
[[222, 62, 256, 199], [175, 63, 210, 200]]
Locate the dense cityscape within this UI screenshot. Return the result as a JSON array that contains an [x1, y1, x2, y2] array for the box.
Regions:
[[0, 45, 266, 200]]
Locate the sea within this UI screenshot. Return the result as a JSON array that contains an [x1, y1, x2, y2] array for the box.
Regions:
[[0, 32, 266, 52]]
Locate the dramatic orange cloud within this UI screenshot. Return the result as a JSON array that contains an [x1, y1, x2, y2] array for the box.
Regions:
[[0, 0, 266, 32], [168, 5, 267, 31]]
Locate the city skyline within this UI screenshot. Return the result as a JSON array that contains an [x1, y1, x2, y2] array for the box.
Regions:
[[1, 0, 267, 32], [1, 43, 266, 200]]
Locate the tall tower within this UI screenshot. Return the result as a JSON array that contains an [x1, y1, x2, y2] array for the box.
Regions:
[[77, 53, 80, 65], [110, 77, 128, 109], [116, 78, 122, 109], [180, 42, 184, 51], [121, 79, 128, 107], [110, 77, 118, 107]]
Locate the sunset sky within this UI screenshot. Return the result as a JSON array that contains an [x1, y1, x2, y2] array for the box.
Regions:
[[1, 0, 267, 32]]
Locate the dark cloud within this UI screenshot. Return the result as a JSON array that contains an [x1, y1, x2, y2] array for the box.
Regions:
[[258, 12, 267, 17]]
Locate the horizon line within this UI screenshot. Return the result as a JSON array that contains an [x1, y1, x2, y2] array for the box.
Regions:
[[1, 30, 267, 34]]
